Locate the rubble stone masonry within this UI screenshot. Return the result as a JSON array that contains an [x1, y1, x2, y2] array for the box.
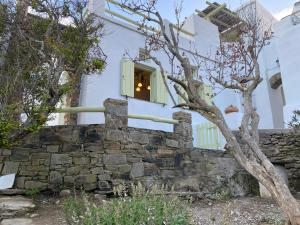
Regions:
[[1, 99, 298, 196]]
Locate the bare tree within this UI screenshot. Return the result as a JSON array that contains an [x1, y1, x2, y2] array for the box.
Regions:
[[120, 0, 300, 224], [0, 0, 106, 147]]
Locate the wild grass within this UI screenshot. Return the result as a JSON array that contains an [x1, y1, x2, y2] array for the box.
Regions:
[[63, 183, 194, 225]]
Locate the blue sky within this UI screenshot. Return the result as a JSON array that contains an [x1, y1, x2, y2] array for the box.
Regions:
[[154, 0, 297, 21]]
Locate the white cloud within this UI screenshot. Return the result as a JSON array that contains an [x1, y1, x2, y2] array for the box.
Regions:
[[274, 6, 293, 20]]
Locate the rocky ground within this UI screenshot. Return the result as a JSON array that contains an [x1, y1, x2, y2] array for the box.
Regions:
[[0, 193, 298, 225], [191, 197, 288, 225]]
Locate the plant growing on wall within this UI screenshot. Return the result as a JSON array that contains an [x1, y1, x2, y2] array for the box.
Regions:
[[0, 0, 106, 147], [119, 0, 300, 224], [289, 110, 300, 130]]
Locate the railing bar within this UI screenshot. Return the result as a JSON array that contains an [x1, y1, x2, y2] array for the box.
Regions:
[[106, 0, 194, 37], [107, 0, 159, 24], [128, 113, 179, 124], [105, 9, 158, 33], [54, 107, 179, 124], [55, 107, 106, 113]]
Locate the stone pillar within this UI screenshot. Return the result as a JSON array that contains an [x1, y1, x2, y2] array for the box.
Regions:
[[104, 99, 128, 129], [173, 111, 193, 149]]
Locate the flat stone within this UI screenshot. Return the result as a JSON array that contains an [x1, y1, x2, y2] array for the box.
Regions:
[[1, 218, 33, 225], [2, 162, 20, 175], [46, 145, 60, 153], [51, 154, 72, 166], [24, 181, 47, 190], [131, 132, 149, 144], [166, 139, 179, 148], [10, 150, 29, 162], [49, 171, 63, 185], [130, 163, 144, 178], [0, 189, 25, 196], [103, 154, 126, 165], [98, 174, 111, 181], [0, 196, 36, 219], [157, 149, 174, 158]]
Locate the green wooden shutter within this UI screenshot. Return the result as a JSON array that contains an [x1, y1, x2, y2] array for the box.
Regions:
[[198, 84, 213, 105], [150, 70, 168, 104], [120, 59, 134, 97], [197, 122, 221, 149]]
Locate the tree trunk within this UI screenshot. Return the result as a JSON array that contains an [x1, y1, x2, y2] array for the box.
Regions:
[[227, 131, 300, 225], [64, 75, 82, 125], [218, 121, 300, 225]]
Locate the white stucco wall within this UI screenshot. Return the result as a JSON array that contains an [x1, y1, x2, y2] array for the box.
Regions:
[[273, 13, 300, 126], [50, 0, 300, 142], [75, 9, 242, 145]]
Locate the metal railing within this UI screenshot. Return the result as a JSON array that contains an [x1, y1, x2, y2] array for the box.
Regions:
[[105, 0, 195, 37], [55, 107, 179, 125]]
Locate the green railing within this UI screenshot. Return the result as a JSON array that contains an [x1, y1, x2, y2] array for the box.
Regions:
[[55, 107, 179, 125], [105, 0, 195, 37]]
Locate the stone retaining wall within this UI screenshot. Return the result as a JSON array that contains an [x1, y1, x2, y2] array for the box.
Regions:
[[259, 129, 300, 192], [0, 99, 256, 197]]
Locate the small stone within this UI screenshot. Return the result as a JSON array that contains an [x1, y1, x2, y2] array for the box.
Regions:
[[98, 181, 111, 191], [46, 145, 60, 153], [166, 139, 179, 148], [60, 189, 71, 197], [29, 213, 39, 218], [94, 194, 107, 202]]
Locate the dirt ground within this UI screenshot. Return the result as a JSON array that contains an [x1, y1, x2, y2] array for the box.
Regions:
[[26, 195, 299, 225]]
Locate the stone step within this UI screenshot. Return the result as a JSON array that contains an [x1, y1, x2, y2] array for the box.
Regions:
[[1, 218, 33, 225], [0, 196, 36, 219]]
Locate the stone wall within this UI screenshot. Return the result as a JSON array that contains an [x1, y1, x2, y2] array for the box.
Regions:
[[259, 129, 300, 192], [0, 99, 256, 197]]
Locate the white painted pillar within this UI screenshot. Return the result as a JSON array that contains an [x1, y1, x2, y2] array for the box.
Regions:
[[274, 13, 300, 126], [88, 0, 105, 16]]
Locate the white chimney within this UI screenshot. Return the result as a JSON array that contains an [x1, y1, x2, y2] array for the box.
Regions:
[[292, 1, 300, 14]]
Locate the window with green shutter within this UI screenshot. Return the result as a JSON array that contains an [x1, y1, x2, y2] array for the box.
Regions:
[[121, 59, 134, 97], [150, 70, 168, 104], [120, 60, 168, 104], [196, 122, 222, 149]]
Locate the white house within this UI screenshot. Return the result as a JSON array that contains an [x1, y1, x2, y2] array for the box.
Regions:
[[51, 0, 300, 149]]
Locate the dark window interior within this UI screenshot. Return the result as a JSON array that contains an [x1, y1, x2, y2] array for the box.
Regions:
[[134, 66, 151, 101]]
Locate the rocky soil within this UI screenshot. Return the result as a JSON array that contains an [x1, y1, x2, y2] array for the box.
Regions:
[[1, 194, 299, 225]]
